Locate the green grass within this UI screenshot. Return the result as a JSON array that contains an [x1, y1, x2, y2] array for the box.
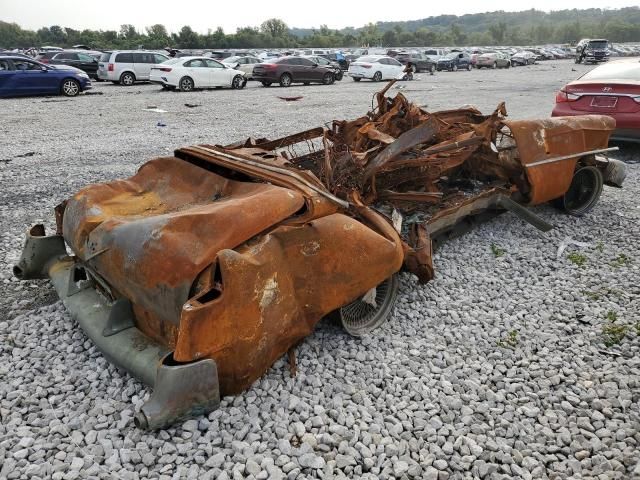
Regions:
[[497, 330, 519, 349], [602, 311, 627, 347], [490, 243, 506, 258], [568, 252, 588, 267], [611, 253, 631, 268]]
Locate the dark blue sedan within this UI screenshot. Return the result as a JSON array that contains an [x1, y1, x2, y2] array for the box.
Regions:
[[0, 55, 92, 98]]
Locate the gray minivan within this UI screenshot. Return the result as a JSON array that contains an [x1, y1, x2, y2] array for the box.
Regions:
[[98, 50, 169, 85]]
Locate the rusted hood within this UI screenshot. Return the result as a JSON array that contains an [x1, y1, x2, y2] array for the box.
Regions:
[[63, 156, 306, 326]]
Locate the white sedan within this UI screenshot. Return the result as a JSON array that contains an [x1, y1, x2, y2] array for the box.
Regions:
[[348, 55, 405, 82], [150, 56, 247, 91]]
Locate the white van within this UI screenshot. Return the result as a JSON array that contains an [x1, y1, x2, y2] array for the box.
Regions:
[[97, 51, 170, 85]]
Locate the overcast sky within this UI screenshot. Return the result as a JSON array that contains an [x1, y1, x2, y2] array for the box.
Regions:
[[1, 0, 637, 33]]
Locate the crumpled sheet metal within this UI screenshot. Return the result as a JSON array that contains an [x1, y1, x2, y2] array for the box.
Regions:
[[62, 151, 403, 395], [54, 79, 614, 397], [503, 115, 616, 204]]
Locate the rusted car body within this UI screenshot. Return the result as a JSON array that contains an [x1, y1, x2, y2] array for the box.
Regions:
[[15, 80, 625, 429]]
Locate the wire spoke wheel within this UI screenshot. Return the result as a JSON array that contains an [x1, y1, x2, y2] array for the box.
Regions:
[[340, 274, 399, 337], [557, 166, 603, 216]]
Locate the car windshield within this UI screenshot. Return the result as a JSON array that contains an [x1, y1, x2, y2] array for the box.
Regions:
[[357, 56, 379, 63], [581, 62, 640, 81], [588, 41, 608, 49], [224, 56, 239, 63]]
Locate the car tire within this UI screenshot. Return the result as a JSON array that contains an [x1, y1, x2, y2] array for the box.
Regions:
[[430, 65, 435, 74], [352, 77, 361, 82], [179, 76, 194, 92], [61, 78, 80, 97], [506, 61, 511, 68], [339, 274, 399, 337], [279, 73, 292, 87], [452, 64, 458, 72], [322, 72, 334, 85], [467, 63, 472, 71], [119, 72, 135, 86], [261, 81, 272, 87], [231, 75, 245, 89], [335, 71, 343, 81], [492, 62, 497, 69], [553, 166, 604, 216], [372, 71, 382, 82]]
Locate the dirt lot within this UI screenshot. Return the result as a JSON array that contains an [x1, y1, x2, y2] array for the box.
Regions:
[[1, 59, 639, 480]]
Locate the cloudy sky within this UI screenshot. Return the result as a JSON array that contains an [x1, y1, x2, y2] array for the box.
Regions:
[[1, 0, 637, 33]]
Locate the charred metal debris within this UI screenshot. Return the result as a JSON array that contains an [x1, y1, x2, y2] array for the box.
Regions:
[[15, 79, 624, 428]]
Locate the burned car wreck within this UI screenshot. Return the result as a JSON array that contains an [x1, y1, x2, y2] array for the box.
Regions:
[[15, 80, 626, 429]]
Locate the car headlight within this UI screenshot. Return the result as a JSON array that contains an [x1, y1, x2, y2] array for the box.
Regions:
[[77, 72, 89, 79]]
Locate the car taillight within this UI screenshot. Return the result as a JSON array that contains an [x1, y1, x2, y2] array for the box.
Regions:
[[40, 59, 49, 64], [158, 67, 172, 72], [108, 63, 114, 72], [361, 64, 372, 69], [555, 90, 579, 103], [263, 64, 278, 70]]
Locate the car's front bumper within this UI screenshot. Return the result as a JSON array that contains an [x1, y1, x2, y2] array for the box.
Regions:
[[13, 225, 221, 430]]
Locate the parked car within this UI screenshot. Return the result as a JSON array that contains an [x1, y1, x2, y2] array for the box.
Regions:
[[552, 59, 640, 142], [476, 52, 511, 69], [575, 39, 611, 64], [424, 48, 447, 62], [97, 51, 170, 85], [320, 52, 349, 70], [348, 55, 404, 82], [436, 52, 472, 72], [302, 55, 343, 80], [0, 55, 92, 97], [222, 56, 261, 79], [252, 56, 337, 87], [37, 50, 101, 79], [149, 57, 246, 91], [510, 51, 536, 66], [395, 52, 435, 73]]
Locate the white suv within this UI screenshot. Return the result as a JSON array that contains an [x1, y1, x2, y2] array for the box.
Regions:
[[97, 51, 170, 85]]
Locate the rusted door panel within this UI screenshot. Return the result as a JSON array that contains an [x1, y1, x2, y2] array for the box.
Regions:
[[174, 213, 404, 394]]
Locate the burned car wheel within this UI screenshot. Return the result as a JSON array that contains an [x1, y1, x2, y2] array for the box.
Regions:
[[339, 274, 399, 337], [555, 166, 604, 216]]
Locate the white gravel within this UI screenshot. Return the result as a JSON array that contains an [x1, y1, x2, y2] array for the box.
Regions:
[[1, 59, 639, 479]]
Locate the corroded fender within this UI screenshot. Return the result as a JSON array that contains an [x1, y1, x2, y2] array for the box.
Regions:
[[61, 155, 404, 396], [504, 115, 615, 205]]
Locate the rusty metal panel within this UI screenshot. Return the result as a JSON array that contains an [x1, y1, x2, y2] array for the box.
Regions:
[[503, 116, 615, 204]]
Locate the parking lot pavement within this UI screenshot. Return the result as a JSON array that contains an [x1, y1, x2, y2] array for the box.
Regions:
[[1, 59, 639, 479]]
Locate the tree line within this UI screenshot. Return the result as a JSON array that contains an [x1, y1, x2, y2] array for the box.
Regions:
[[1, 8, 640, 50]]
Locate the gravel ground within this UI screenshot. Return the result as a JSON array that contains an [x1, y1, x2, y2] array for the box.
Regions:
[[1, 59, 639, 480]]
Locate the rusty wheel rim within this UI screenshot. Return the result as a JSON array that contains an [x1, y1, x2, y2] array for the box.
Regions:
[[340, 274, 399, 337]]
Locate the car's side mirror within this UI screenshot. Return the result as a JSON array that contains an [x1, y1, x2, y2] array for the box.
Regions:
[[40, 66, 47, 72], [312, 63, 318, 67]]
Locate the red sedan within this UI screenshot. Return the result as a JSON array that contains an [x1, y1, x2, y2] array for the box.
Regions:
[[552, 60, 640, 142]]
